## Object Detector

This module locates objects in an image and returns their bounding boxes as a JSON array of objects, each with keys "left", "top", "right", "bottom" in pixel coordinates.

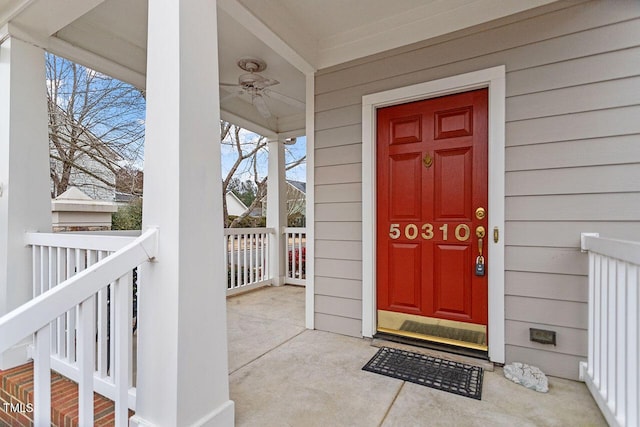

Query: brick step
[{"left": 1, "top": 361, "right": 132, "bottom": 426}]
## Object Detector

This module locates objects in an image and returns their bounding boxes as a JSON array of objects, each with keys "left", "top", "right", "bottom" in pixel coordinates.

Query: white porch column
[
  {"left": 132, "top": 1, "right": 233, "bottom": 426},
  {"left": 267, "top": 138, "right": 287, "bottom": 286},
  {"left": 0, "top": 36, "right": 52, "bottom": 369}
]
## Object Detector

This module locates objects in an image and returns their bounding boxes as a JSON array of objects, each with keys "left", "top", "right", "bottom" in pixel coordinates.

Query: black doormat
[{"left": 362, "top": 347, "right": 484, "bottom": 400}]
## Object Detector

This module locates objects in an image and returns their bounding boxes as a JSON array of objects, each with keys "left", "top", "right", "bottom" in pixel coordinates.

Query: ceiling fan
[{"left": 220, "top": 57, "right": 304, "bottom": 119}]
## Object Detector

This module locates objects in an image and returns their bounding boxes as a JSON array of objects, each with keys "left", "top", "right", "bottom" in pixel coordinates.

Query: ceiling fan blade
[
  {"left": 220, "top": 82, "right": 241, "bottom": 88},
  {"left": 253, "top": 94, "right": 271, "bottom": 118},
  {"left": 263, "top": 89, "right": 305, "bottom": 110}
]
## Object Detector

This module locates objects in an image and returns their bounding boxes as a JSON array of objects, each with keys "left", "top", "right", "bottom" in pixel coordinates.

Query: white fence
[
  {"left": 580, "top": 233, "right": 639, "bottom": 427},
  {"left": 224, "top": 228, "right": 273, "bottom": 295},
  {"left": 284, "top": 227, "right": 306, "bottom": 286},
  {"left": 1, "top": 229, "right": 158, "bottom": 426}
]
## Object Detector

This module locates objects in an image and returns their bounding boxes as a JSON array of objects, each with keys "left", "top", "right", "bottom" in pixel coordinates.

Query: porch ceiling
[{"left": 1, "top": 0, "right": 560, "bottom": 137}]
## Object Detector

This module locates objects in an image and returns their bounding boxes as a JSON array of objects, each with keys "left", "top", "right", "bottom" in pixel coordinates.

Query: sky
[
  {"left": 51, "top": 53, "right": 306, "bottom": 185},
  {"left": 220, "top": 129, "right": 307, "bottom": 184}
]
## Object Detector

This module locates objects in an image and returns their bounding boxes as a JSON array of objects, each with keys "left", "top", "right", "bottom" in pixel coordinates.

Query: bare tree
[
  {"left": 220, "top": 122, "right": 306, "bottom": 227},
  {"left": 47, "top": 53, "right": 145, "bottom": 198},
  {"left": 221, "top": 123, "right": 267, "bottom": 227}
]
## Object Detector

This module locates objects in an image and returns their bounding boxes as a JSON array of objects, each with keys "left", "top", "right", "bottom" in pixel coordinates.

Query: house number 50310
[{"left": 389, "top": 223, "right": 470, "bottom": 241}]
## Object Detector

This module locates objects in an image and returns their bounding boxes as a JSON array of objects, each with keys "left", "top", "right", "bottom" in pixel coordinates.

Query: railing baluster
[
  {"left": 114, "top": 272, "right": 133, "bottom": 426},
  {"left": 224, "top": 236, "right": 229, "bottom": 290},
  {"left": 33, "top": 323, "right": 51, "bottom": 426},
  {"left": 40, "top": 245, "right": 47, "bottom": 296},
  {"left": 587, "top": 252, "right": 594, "bottom": 378},
  {"left": 297, "top": 232, "right": 302, "bottom": 279},
  {"left": 594, "top": 254, "right": 602, "bottom": 388},
  {"left": 615, "top": 261, "right": 626, "bottom": 422},
  {"left": 249, "top": 232, "right": 254, "bottom": 284},
  {"left": 49, "top": 246, "right": 57, "bottom": 353},
  {"left": 628, "top": 265, "right": 639, "bottom": 427},
  {"left": 260, "top": 233, "right": 266, "bottom": 281},
  {"left": 67, "top": 248, "right": 77, "bottom": 362},
  {"left": 265, "top": 232, "right": 270, "bottom": 280},
  {"left": 57, "top": 247, "right": 66, "bottom": 358},
  {"left": 98, "top": 285, "right": 109, "bottom": 377},
  {"left": 109, "top": 281, "right": 116, "bottom": 379},
  {"left": 242, "top": 234, "right": 247, "bottom": 286},
  {"left": 230, "top": 235, "right": 236, "bottom": 290},
  {"left": 78, "top": 295, "right": 96, "bottom": 425},
  {"left": 607, "top": 260, "right": 617, "bottom": 411}
]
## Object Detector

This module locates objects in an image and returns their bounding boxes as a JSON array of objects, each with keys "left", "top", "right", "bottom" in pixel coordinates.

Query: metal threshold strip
[{"left": 377, "top": 310, "right": 488, "bottom": 352}]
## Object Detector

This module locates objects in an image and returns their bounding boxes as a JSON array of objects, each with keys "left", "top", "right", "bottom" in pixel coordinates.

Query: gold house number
[{"left": 388, "top": 223, "right": 471, "bottom": 241}]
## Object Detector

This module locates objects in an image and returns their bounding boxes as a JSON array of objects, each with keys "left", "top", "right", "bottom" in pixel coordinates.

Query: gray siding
[{"left": 313, "top": 0, "right": 640, "bottom": 379}]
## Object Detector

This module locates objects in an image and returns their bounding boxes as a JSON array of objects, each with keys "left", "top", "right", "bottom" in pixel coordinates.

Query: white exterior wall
[{"left": 313, "top": 0, "right": 640, "bottom": 379}]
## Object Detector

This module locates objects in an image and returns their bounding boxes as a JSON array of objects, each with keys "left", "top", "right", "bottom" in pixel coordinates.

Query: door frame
[{"left": 361, "top": 66, "right": 506, "bottom": 363}]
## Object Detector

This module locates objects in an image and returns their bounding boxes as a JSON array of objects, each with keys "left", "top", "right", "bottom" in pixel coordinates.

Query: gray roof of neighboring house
[
  {"left": 288, "top": 180, "right": 306, "bottom": 194},
  {"left": 115, "top": 192, "right": 140, "bottom": 203}
]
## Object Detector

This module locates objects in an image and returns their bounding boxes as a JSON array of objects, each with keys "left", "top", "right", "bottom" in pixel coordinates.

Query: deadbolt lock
[
  {"left": 475, "top": 207, "right": 486, "bottom": 220},
  {"left": 476, "top": 226, "right": 486, "bottom": 238}
]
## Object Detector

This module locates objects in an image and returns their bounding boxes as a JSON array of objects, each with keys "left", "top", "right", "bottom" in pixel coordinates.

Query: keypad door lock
[{"left": 475, "top": 255, "right": 486, "bottom": 276}]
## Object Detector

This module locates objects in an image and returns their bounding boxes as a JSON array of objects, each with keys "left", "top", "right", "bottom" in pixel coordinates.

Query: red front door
[{"left": 376, "top": 89, "right": 488, "bottom": 348}]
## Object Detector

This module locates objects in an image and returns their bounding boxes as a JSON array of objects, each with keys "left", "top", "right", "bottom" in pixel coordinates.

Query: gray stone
[{"left": 503, "top": 362, "right": 549, "bottom": 393}]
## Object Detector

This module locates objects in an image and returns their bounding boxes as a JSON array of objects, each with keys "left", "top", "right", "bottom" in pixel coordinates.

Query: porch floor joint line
[
  {"left": 378, "top": 381, "right": 404, "bottom": 427},
  {"left": 228, "top": 329, "right": 306, "bottom": 375}
]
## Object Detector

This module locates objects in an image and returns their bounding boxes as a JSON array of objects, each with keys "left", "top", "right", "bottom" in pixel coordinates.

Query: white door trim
[{"left": 361, "top": 65, "right": 506, "bottom": 363}]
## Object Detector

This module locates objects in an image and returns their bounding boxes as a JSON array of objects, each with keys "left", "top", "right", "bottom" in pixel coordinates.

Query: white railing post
[{"left": 580, "top": 233, "right": 640, "bottom": 427}]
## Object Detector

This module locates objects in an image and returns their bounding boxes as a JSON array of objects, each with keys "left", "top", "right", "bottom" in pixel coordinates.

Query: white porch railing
[
  {"left": 0, "top": 228, "right": 158, "bottom": 426},
  {"left": 225, "top": 227, "right": 273, "bottom": 295},
  {"left": 25, "top": 232, "right": 140, "bottom": 412},
  {"left": 284, "top": 227, "right": 306, "bottom": 286},
  {"left": 580, "top": 233, "right": 639, "bottom": 427}
]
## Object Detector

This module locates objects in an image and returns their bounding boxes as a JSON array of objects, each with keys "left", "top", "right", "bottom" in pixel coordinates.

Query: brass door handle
[{"left": 475, "top": 226, "right": 485, "bottom": 238}]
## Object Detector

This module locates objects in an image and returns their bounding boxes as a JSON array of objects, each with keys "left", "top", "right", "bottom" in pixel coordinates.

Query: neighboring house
[
  {"left": 226, "top": 191, "right": 249, "bottom": 217},
  {"left": 261, "top": 179, "right": 306, "bottom": 218},
  {"left": 49, "top": 110, "right": 119, "bottom": 202},
  {"left": 115, "top": 191, "right": 139, "bottom": 207},
  {"left": 50, "top": 154, "right": 116, "bottom": 201}
]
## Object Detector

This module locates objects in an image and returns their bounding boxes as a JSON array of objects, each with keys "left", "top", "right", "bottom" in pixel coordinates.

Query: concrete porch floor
[{"left": 227, "top": 286, "right": 606, "bottom": 427}]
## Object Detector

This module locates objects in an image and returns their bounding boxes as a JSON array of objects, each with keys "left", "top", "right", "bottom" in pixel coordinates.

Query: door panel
[
  {"left": 435, "top": 148, "right": 472, "bottom": 219},
  {"left": 434, "top": 244, "right": 472, "bottom": 318},
  {"left": 389, "top": 153, "right": 422, "bottom": 220},
  {"left": 377, "top": 89, "right": 488, "bottom": 348},
  {"left": 388, "top": 242, "right": 422, "bottom": 312}
]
